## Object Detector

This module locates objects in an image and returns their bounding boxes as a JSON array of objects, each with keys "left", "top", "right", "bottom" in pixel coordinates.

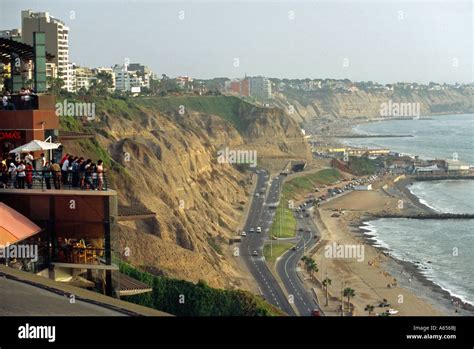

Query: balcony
[{"left": 0, "top": 169, "right": 111, "bottom": 192}]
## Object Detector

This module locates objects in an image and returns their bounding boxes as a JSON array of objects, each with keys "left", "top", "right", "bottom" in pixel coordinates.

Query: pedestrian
[
  {"left": 7, "top": 162, "right": 16, "bottom": 188},
  {"left": 61, "top": 155, "right": 72, "bottom": 185},
  {"left": 71, "top": 157, "right": 80, "bottom": 188},
  {"left": 1, "top": 163, "right": 7, "bottom": 188},
  {"left": 25, "top": 163, "right": 33, "bottom": 189},
  {"left": 16, "top": 161, "right": 26, "bottom": 189},
  {"left": 42, "top": 161, "right": 52, "bottom": 190},
  {"left": 97, "top": 160, "right": 105, "bottom": 191},
  {"left": 25, "top": 152, "right": 34, "bottom": 167},
  {"left": 51, "top": 160, "right": 61, "bottom": 189},
  {"left": 84, "top": 159, "right": 95, "bottom": 190}
]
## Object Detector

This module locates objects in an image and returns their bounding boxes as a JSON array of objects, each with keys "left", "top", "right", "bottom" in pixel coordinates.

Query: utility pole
[{"left": 341, "top": 279, "right": 344, "bottom": 317}]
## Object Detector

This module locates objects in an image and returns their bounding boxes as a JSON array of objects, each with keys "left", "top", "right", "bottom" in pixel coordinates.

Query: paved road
[
  {"left": 276, "top": 209, "right": 322, "bottom": 316},
  {"left": 240, "top": 170, "right": 296, "bottom": 316},
  {"left": 0, "top": 277, "right": 126, "bottom": 316}
]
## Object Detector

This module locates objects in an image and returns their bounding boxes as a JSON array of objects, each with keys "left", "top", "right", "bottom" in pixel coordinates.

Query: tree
[
  {"left": 322, "top": 277, "right": 332, "bottom": 306},
  {"left": 364, "top": 304, "right": 374, "bottom": 316},
  {"left": 90, "top": 72, "right": 113, "bottom": 95},
  {"left": 46, "top": 76, "right": 65, "bottom": 96},
  {"left": 343, "top": 288, "right": 356, "bottom": 314}
]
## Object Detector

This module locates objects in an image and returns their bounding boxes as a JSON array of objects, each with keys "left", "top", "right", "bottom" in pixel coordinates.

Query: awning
[
  {"left": 0, "top": 203, "right": 42, "bottom": 245},
  {"left": 9, "top": 140, "right": 61, "bottom": 154}
]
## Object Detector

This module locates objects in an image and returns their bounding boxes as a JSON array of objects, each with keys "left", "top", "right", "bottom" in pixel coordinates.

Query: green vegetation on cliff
[
  {"left": 136, "top": 95, "right": 255, "bottom": 133},
  {"left": 119, "top": 262, "right": 285, "bottom": 316}
]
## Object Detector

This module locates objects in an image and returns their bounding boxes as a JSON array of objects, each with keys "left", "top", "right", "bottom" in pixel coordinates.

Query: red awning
[{"left": 0, "top": 203, "right": 42, "bottom": 245}]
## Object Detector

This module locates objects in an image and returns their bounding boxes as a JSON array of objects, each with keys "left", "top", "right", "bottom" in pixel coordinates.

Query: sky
[{"left": 1, "top": 0, "right": 472, "bottom": 84}]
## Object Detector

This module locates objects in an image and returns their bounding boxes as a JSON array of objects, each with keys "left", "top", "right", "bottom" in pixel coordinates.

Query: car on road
[
  {"left": 255, "top": 193, "right": 260, "bottom": 197},
  {"left": 241, "top": 231, "right": 247, "bottom": 236},
  {"left": 291, "top": 245, "right": 299, "bottom": 251},
  {"left": 305, "top": 228, "right": 311, "bottom": 233},
  {"left": 311, "top": 309, "right": 321, "bottom": 316},
  {"left": 256, "top": 227, "right": 262, "bottom": 233},
  {"left": 251, "top": 251, "right": 258, "bottom": 257},
  {"left": 298, "top": 227, "right": 304, "bottom": 232},
  {"left": 298, "top": 214, "right": 303, "bottom": 219},
  {"left": 249, "top": 228, "right": 255, "bottom": 233}
]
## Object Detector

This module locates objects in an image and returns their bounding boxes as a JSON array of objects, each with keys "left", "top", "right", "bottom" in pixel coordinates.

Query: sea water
[{"left": 352, "top": 114, "right": 474, "bottom": 305}]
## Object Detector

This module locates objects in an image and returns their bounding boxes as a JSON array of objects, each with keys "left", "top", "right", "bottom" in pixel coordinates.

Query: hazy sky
[{"left": 1, "top": 0, "right": 472, "bottom": 83}]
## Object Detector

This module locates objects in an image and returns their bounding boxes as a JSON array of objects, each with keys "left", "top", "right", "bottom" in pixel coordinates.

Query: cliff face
[
  {"left": 61, "top": 96, "right": 309, "bottom": 289},
  {"left": 274, "top": 89, "right": 474, "bottom": 123}
]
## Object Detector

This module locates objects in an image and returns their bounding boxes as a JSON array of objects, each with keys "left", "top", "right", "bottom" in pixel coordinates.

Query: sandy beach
[{"left": 307, "top": 176, "right": 473, "bottom": 316}]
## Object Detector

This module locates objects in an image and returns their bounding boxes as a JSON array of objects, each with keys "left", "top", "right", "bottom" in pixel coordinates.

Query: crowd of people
[
  {"left": 0, "top": 152, "right": 107, "bottom": 191},
  {"left": 2, "top": 88, "right": 35, "bottom": 110}
]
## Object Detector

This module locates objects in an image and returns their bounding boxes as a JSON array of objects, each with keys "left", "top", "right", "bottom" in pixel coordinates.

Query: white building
[
  {"left": 113, "top": 64, "right": 147, "bottom": 92},
  {"left": 21, "top": 10, "right": 73, "bottom": 91},
  {"left": 249, "top": 76, "right": 272, "bottom": 101}
]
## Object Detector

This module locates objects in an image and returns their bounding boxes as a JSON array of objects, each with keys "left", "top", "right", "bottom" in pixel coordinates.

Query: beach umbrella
[{"left": 9, "top": 140, "right": 61, "bottom": 154}]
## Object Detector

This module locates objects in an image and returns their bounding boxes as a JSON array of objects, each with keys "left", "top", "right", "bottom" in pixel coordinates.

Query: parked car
[
  {"left": 256, "top": 227, "right": 262, "bottom": 233},
  {"left": 241, "top": 231, "right": 247, "bottom": 236}
]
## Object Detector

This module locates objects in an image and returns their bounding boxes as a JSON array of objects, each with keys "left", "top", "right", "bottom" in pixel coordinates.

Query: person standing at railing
[
  {"left": 84, "top": 159, "right": 95, "bottom": 190},
  {"left": 1, "top": 163, "right": 7, "bottom": 189},
  {"left": 25, "top": 163, "right": 33, "bottom": 189},
  {"left": 61, "top": 155, "right": 72, "bottom": 185},
  {"left": 97, "top": 160, "right": 105, "bottom": 191},
  {"left": 16, "top": 161, "right": 26, "bottom": 189},
  {"left": 51, "top": 160, "right": 61, "bottom": 189},
  {"left": 25, "top": 152, "right": 34, "bottom": 168},
  {"left": 42, "top": 161, "right": 52, "bottom": 190},
  {"left": 71, "top": 157, "right": 80, "bottom": 188},
  {"left": 7, "top": 162, "right": 16, "bottom": 188}
]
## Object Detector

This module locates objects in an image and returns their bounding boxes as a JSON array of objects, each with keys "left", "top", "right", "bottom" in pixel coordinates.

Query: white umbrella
[{"left": 9, "top": 140, "right": 61, "bottom": 154}]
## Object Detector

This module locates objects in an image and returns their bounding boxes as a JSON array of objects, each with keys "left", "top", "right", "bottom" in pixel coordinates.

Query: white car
[
  {"left": 241, "top": 231, "right": 247, "bottom": 237},
  {"left": 249, "top": 228, "right": 255, "bottom": 233},
  {"left": 256, "top": 227, "right": 262, "bottom": 233},
  {"left": 251, "top": 251, "right": 258, "bottom": 257},
  {"left": 386, "top": 308, "right": 399, "bottom": 315}
]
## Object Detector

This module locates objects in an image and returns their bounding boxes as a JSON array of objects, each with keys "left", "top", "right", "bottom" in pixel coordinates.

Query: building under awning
[{"left": 0, "top": 202, "right": 42, "bottom": 246}]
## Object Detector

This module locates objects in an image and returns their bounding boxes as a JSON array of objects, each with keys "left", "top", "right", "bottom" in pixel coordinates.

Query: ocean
[{"left": 350, "top": 114, "right": 474, "bottom": 306}]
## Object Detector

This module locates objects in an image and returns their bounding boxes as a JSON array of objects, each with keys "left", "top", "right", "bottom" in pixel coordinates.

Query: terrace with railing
[{"left": 0, "top": 169, "right": 110, "bottom": 191}]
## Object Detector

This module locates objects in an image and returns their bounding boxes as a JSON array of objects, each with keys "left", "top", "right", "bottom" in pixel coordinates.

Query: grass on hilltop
[
  {"left": 135, "top": 95, "right": 253, "bottom": 133},
  {"left": 263, "top": 242, "right": 295, "bottom": 263}
]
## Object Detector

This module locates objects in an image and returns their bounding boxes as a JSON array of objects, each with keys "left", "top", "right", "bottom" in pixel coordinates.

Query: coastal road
[
  {"left": 275, "top": 209, "right": 322, "bottom": 316},
  {"left": 240, "top": 170, "right": 296, "bottom": 316}
]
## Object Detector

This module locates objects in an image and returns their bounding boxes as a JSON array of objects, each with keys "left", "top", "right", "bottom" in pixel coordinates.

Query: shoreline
[
  {"left": 311, "top": 176, "right": 474, "bottom": 316},
  {"left": 355, "top": 217, "right": 474, "bottom": 316}
]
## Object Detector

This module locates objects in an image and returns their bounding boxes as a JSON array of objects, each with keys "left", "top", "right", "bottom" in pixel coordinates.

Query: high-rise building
[
  {"left": 113, "top": 64, "right": 148, "bottom": 92},
  {"left": 73, "top": 65, "right": 95, "bottom": 91},
  {"left": 128, "top": 63, "right": 152, "bottom": 88},
  {"left": 249, "top": 76, "right": 272, "bottom": 101},
  {"left": 21, "top": 10, "right": 73, "bottom": 91}
]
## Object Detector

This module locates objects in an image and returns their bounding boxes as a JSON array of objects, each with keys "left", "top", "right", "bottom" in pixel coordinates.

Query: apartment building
[{"left": 21, "top": 10, "right": 73, "bottom": 91}]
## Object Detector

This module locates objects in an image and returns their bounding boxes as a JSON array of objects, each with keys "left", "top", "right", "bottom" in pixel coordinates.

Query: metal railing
[
  {"left": 1, "top": 169, "right": 110, "bottom": 191},
  {"left": 1, "top": 94, "right": 39, "bottom": 110}
]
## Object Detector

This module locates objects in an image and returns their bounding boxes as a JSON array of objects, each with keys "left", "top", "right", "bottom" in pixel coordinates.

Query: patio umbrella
[{"left": 9, "top": 140, "right": 61, "bottom": 154}]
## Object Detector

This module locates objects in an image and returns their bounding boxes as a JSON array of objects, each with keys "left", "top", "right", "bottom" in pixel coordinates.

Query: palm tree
[
  {"left": 364, "top": 304, "right": 374, "bottom": 316},
  {"left": 308, "top": 260, "right": 319, "bottom": 281},
  {"left": 343, "top": 287, "right": 356, "bottom": 313},
  {"left": 322, "top": 277, "right": 332, "bottom": 306}
]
